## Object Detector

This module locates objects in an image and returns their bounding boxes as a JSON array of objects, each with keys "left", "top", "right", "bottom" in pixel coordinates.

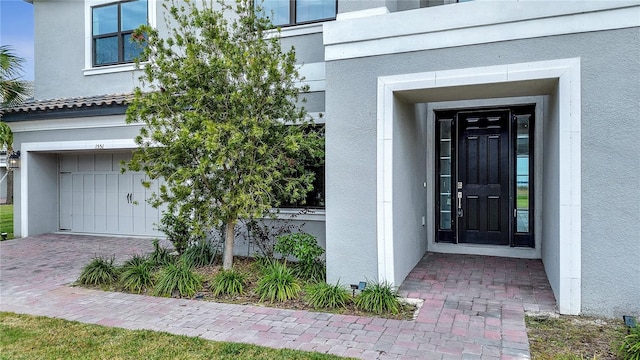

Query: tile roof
[{"left": 2, "top": 93, "right": 133, "bottom": 114}]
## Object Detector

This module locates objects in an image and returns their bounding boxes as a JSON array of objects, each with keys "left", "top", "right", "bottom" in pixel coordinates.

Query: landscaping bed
[{"left": 76, "top": 239, "right": 417, "bottom": 321}]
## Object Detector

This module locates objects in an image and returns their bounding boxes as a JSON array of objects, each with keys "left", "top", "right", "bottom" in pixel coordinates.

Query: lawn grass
[
  {"left": 526, "top": 314, "right": 627, "bottom": 360},
  {"left": 0, "top": 312, "right": 351, "bottom": 360},
  {"left": 0, "top": 204, "right": 13, "bottom": 240}
]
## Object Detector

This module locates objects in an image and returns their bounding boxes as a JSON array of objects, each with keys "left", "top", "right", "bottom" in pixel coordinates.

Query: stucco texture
[{"left": 325, "top": 28, "right": 639, "bottom": 317}]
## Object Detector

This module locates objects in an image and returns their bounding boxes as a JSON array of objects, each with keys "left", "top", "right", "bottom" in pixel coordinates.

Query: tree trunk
[
  {"left": 6, "top": 170, "right": 13, "bottom": 205},
  {"left": 223, "top": 219, "right": 236, "bottom": 270}
]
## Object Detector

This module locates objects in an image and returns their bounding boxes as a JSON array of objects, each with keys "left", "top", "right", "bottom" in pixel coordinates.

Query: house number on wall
[{"left": 95, "top": 144, "right": 104, "bottom": 149}]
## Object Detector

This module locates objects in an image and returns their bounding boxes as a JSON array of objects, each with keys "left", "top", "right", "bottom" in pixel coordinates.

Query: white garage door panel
[{"left": 59, "top": 153, "right": 162, "bottom": 237}]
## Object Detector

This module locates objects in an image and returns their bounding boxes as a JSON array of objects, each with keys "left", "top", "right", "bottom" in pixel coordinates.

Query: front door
[{"left": 435, "top": 106, "right": 534, "bottom": 247}]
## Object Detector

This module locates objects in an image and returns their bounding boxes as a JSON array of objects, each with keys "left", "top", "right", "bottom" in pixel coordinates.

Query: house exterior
[{"left": 2, "top": 0, "right": 638, "bottom": 318}]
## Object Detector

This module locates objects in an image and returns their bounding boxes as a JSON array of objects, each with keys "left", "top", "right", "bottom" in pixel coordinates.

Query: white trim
[
  {"left": 335, "top": 7, "right": 389, "bottom": 21},
  {"left": 20, "top": 139, "right": 137, "bottom": 237},
  {"left": 325, "top": 2, "right": 639, "bottom": 61},
  {"left": 376, "top": 58, "right": 581, "bottom": 314},
  {"left": 10, "top": 114, "right": 129, "bottom": 132},
  {"left": 272, "top": 22, "right": 324, "bottom": 38},
  {"left": 84, "top": 0, "right": 157, "bottom": 75}
]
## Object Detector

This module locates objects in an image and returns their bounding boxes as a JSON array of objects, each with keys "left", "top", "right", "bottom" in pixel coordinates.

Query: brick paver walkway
[{"left": 0, "top": 234, "right": 557, "bottom": 359}]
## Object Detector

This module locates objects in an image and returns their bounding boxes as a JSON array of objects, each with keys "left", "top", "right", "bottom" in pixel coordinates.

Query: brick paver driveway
[{"left": 0, "top": 234, "right": 556, "bottom": 359}]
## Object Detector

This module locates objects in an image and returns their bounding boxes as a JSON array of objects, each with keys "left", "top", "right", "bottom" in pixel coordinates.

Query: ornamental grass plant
[
  {"left": 305, "top": 281, "right": 350, "bottom": 309},
  {"left": 255, "top": 262, "right": 300, "bottom": 302},
  {"left": 210, "top": 269, "right": 246, "bottom": 296},
  {"left": 354, "top": 281, "right": 401, "bottom": 315},
  {"left": 153, "top": 261, "right": 202, "bottom": 298},
  {"left": 77, "top": 256, "right": 119, "bottom": 286}
]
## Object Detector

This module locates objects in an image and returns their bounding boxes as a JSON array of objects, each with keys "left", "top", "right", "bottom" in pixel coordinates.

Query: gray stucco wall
[
  {"left": 541, "top": 92, "right": 561, "bottom": 302},
  {"left": 33, "top": 0, "right": 327, "bottom": 101},
  {"left": 325, "top": 28, "right": 640, "bottom": 317},
  {"left": 391, "top": 100, "right": 428, "bottom": 283},
  {"left": 33, "top": 0, "right": 143, "bottom": 99}
]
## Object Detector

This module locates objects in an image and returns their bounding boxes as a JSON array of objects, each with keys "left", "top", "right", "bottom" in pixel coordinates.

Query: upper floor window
[
  {"left": 92, "top": 0, "right": 147, "bottom": 66},
  {"left": 256, "top": 0, "right": 337, "bottom": 27}
]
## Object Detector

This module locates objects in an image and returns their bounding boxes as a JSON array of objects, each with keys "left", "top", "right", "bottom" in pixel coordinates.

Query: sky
[{"left": 0, "top": 0, "right": 35, "bottom": 81}]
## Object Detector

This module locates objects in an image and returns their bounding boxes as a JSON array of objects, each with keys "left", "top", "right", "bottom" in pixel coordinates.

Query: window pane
[
  {"left": 296, "top": 0, "right": 336, "bottom": 23},
  {"left": 257, "top": 0, "right": 290, "bottom": 26},
  {"left": 516, "top": 115, "right": 530, "bottom": 233},
  {"left": 93, "top": 5, "right": 118, "bottom": 35},
  {"left": 123, "top": 33, "right": 145, "bottom": 62},
  {"left": 95, "top": 36, "right": 119, "bottom": 65},
  {"left": 121, "top": 0, "right": 147, "bottom": 31},
  {"left": 438, "top": 119, "right": 453, "bottom": 231}
]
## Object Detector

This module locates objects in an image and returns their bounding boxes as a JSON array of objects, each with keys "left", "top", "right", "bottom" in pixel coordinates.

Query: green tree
[
  {"left": 126, "top": 0, "right": 323, "bottom": 269},
  {"left": 0, "top": 45, "right": 30, "bottom": 108},
  {"left": 1, "top": 45, "right": 31, "bottom": 205}
]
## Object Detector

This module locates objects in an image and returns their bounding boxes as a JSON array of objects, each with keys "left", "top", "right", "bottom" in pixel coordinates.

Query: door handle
[{"left": 457, "top": 191, "right": 463, "bottom": 217}]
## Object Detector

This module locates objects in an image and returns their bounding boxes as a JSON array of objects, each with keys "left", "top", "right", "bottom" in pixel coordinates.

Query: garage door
[{"left": 59, "top": 153, "right": 163, "bottom": 236}]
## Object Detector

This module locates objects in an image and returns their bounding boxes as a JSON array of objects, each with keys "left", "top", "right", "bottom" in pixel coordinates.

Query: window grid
[
  {"left": 257, "top": 0, "right": 337, "bottom": 27},
  {"left": 92, "top": 0, "right": 147, "bottom": 67}
]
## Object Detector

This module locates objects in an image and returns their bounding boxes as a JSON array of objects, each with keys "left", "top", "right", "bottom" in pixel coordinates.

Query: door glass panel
[
  {"left": 516, "top": 115, "right": 530, "bottom": 233},
  {"left": 439, "top": 120, "right": 452, "bottom": 230}
]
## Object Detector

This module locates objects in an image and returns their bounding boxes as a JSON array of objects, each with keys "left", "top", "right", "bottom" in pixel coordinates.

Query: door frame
[
  {"left": 428, "top": 98, "right": 543, "bottom": 257},
  {"left": 434, "top": 106, "right": 536, "bottom": 247}
]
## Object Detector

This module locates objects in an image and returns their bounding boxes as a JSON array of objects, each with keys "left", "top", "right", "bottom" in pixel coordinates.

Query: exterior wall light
[{"left": 7, "top": 151, "right": 20, "bottom": 169}]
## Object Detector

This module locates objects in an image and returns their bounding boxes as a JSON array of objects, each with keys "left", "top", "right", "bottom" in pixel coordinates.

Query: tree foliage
[
  {"left": 126, "top": 0, "right": 324, "bottom": 269},
  {"left": 0, "top": 45, "right": 31, "bottom": 108}
]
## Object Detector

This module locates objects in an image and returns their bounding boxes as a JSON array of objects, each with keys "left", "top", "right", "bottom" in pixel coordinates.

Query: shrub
[
  {"left": 157, "top": 212, "right": 203, "bottom": 255},
  {"left": 619, "top": 326, "right": 640, "bottom": 360},
  {"left": 119, "top": 261, "right": 153, "bottom": 294},
  {"left": 354, "top": 281, "right": 400, "bottom": 315},
  {"left": 255, "top": 262, "right": 301, "bottom": 302},
  {"left": 274, "top": 232, "right": 325, "bottom": 281},
  {"left": 153, "top": 261, "right": 202, "bottom": 298},
  {"left": 239, "top": 216, "right": 304, "bottom": 259},
  {"left": 210, "top": 269, "right": 246, "bottom": 296},
  {"left": 148, "top": 239, "right": 174, "bottom": 267},
  {"left": 305, "top": 281, "right": 350, "bottom": 309},
  {"left": 78, "top": 256, "right": 119, "bottom": 286},
  {"left": 182, "top": 239, "right": 218, "bottom": 267}
]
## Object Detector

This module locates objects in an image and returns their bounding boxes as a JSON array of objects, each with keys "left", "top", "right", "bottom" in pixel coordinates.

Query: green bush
[
  {"left": 153, "top": 261, "right": 202, "bottom": 298},
  {"left": 182, "top": 240, "right": 218, "bottom": 267},
  {"left": 354, "top": 281, "right": 400, "bottom": 315},
  {"left": 305, "top": 281, "right": 350, "bottom": 309},
  {"left": 148, "top": 239, "right": 174, "bottom": 267},
  {"left": 255, "top": 262, "right": 301, "bottom": 302},
  {"left": 274, "top": 232, "right": 325, "bottom": 281},
  {"left": 157, "top": 212, "right": 192, "bottom": 255},
  {"left": 78, "top": 256, "right": 119, "bottom": 286},
  {"left": 211, "top": 269, "right": 246, "bottom": 296},
  {"left": 619, "top": 326, "right": 640, "bottom": 360},
  {"left": 119, "top": 261, "right": 153, "bottom": 294}
]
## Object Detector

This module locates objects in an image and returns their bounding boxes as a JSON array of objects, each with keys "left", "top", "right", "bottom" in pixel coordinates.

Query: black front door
[
  {"left": 457, "top": 111, "right": 510, "bottom": 245},
  {"left": 435, "top": 106, "right": 535, "bottom": 247}
]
